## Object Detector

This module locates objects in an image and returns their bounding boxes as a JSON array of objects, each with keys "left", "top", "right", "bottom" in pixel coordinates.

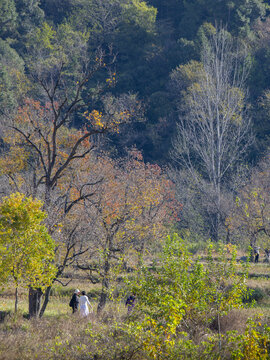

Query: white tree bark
[{"left": 171, "top": 26, "right": 252, "bottom": 241}]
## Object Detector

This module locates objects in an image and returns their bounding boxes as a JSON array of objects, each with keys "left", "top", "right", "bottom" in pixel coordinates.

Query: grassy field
[{"left": 1, "top": 257, "right": 270, "bottom": 359}]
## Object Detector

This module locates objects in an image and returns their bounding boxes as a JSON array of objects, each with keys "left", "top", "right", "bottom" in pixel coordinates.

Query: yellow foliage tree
[{"left": 0, "top": 193, "right": 56, "bottom": 315}]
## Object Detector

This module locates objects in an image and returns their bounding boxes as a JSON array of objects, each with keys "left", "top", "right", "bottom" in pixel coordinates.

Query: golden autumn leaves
[{"left": 83, "top": 108, "right": 131, "bottom": 133}]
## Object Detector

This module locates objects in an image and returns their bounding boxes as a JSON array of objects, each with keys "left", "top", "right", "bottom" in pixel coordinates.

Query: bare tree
[{"left": 171, "top": 26, "right": 252, "bottom": 241}]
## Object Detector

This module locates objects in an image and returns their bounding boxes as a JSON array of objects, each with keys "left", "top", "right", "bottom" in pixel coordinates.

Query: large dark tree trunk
[{"left": 29, "top": 288, "right": 43, "bottom": 318}]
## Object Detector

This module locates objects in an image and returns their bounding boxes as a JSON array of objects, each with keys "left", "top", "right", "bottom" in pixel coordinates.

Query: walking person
[
  {"left": 69, "top": 289, "right": 80, "bottom": 313},
  {"left": 254, "top": 247, "right": 260, "bottom": 263},
  {"left": 125, "top": 293, "right": 136, "bottom": 314},
  {"left": 79, "top": 291, "right": 93, "bottom": 317}
]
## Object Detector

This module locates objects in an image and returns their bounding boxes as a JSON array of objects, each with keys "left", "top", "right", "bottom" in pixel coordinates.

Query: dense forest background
[
  {"left": 1, "top": 0, "right": 270, "bottom": 245},
  {"left": 1, "top": 0, "right": 270, "bottom": 163},
  {"left": 2, "top": 0, "right": 270, "bottom": 242}
]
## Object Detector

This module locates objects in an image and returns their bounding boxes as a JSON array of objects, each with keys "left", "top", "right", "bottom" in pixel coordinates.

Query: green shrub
[{"left": 243, "top": 287, "right": 265, "bottom": 304}]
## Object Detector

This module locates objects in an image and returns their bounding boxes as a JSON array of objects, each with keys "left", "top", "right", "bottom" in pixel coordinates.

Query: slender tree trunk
[
  {"left": 216, "top": 181, "right": 221, "bottom": 242},
  {"left": 97, "top": 257, "right": 110, "bottom": 314},
  {"left": 15, "top": 287, "right": 18, "bottom": 313},
  {"left": 226, "top": 227, "right": 230, "bottom": 244},
  {"left": 210, "top": 213, "right": 219, "bottom": 242},
  {"left": 210, "top": 180, "right": 221, "bottom": 242},
  {"left": 29, "top": 288, "right": 43, "bottom": 318},
  {"left": 137, "top": 241, "right": 145, "bottom": 267},
  {"left": 39, "top": 286, "right": 52, "bottom": 318}
]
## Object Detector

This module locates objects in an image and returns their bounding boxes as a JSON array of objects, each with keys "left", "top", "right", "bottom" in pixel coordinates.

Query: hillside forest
[{"left": 1, "top": 0, "right": 270, "bottom": 359}]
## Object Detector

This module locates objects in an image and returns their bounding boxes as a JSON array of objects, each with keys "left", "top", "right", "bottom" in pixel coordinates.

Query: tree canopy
[{"left": 0, "top": 193, "right": 56, "bottom": 311}]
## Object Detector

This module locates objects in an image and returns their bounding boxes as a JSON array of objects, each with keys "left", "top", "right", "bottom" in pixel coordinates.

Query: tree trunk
[
  {"left": 97, "top": 288, "right": 107, "bottom": 314},
  {"left": 226, "top": 227, "right": 230, "bottom": 244},
  {"left": 210, "top": 181, "right": 221, "bottom": 242},
  {"left": 97, "top": 257, "right": 110, "bottom": 314},
  {"left": 39, "top": 286, "right": 52, "bottom": 318},
  {"left": 137, "top": 241, "right": 146, "bottom": 267},
  {"left": 29, "top": 288, "right": 43, "bottom": 318},
  {"left": 15, "top": 287, "right": 18, "bottom": 313},
  {"left": 210, "top": 212, "right": 219, "bottom": 242}
]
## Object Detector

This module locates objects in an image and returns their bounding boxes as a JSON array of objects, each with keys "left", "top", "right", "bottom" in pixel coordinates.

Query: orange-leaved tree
[{"left": 77, "top": 149, "right": 180, "bottom": 312}]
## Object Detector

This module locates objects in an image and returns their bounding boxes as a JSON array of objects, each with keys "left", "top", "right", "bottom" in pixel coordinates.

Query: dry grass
[
  {"left": 220, "top": 307, "right": 270, "bottom": 334},
  {"left": 1, "top": 254, "right": 270, "bottom": 359},
  {"left": 0, "top": 299, "right": 128, "bottom": 360},
  {"left": 0, "top": 313, "right": 89, "bottom": 359},
  {"left": 0, "top": 275, "right": 127, "bottom": 356}
]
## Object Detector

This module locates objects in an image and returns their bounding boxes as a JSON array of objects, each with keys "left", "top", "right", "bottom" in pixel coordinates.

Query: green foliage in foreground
[
  {"left": 121, "top": 235, "right": 250, "bottom": 358},
  {"left": 43, "top": 235, "right": 270, "bottom": 359},
  {"left": 1, "top": 234, "right": 270, "bottom": 359}
]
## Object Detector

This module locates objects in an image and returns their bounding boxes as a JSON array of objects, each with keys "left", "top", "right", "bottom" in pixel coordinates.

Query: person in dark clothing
[
  {"left": 254, "top": 247, "right": 260, "bottom": 263},
  {"left": 125, "top": 294, "right": 136, "bottom": 314},
  {"left": 69, "top": 289, "right": 80, "bottom": 313}
]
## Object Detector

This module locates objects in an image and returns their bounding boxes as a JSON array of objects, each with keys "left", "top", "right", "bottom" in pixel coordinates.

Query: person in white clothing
[{"left": 79, "top": 291, "right": 93, "bottom": 317}]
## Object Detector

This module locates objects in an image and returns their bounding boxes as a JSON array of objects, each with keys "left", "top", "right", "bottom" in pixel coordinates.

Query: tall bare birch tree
[{"left": 171, "top": 26, "right": 252, "bottom": 241}]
